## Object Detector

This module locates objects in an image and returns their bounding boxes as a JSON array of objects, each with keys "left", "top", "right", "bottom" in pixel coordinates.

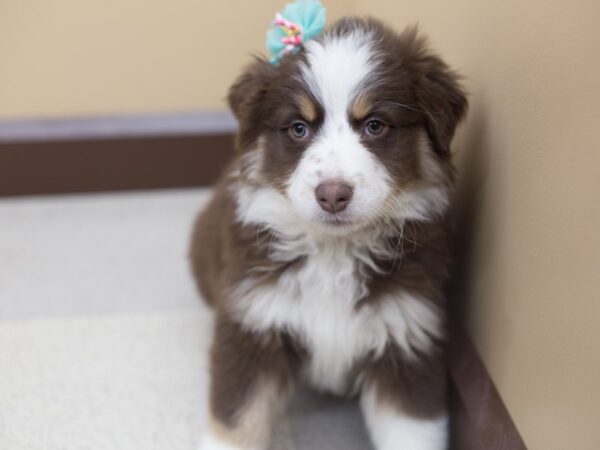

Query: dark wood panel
[
  {"left": 449, "top": 323, "right": 528, "bottom": 450},
  {"left": 0, "top": 134, "right": 235, "bottom": 196}
]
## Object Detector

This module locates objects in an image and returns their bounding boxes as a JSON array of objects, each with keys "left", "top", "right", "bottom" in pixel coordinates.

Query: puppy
[{"left": 190, "top": 17, "right": 467, "bottom": 450}]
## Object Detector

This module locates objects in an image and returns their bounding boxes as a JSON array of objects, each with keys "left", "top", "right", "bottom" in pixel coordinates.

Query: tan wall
[
  {"left": 351, "top": 1, "right": 600, "bottom": 449},
  {"left": 4, "top": 1, "right": 600, "bottom": 449},
  {"left": 0, "top": 0, "right": 353, "bottom": 119}
]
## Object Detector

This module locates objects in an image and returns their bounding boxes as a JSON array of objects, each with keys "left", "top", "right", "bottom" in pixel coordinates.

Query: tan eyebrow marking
[
  {"left": 351, "top": 94, "right": 373, "bottom": 120},
  {"left": 295, "top": 95, "right": 317, "bottom": 122}
]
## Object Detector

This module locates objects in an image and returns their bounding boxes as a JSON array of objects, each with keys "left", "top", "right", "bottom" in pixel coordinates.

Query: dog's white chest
[
  {"left": 236, "top": 242, "right": 390, "bottom": 394},
  {"left": 287, "top": 247, "right": 388, "bottom": 393}
]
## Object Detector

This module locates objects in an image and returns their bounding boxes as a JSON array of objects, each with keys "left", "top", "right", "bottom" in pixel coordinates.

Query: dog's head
[{"left": 230, "top": 18, "right": 467, "bottom": 236}]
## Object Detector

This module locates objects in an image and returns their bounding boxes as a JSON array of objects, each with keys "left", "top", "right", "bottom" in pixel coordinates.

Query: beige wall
[
  {"left": 352, "top": 1, "right": 600, "bottom": 449},
  {"left": 0, "top": 0, "right": 353, "bottom": 119},
  {"left": 4, "top": 1, "right": 600, "bottom": 448}
]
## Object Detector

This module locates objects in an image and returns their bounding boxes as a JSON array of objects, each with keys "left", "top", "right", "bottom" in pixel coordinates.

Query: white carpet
[{"left": 0, "top": 189, "right": 371, "bottom": 450}]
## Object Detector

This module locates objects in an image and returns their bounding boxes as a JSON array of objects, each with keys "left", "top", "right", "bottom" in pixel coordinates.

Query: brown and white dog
[{"left": 190, "top": 17, "right": 467, "bottom": 450}]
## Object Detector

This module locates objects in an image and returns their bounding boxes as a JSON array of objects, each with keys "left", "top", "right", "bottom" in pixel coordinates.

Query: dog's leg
[
  {"left": 199, "top": 380, "right": 282, "bottom": 450},
  {"left": 199, "top": 314, "right": 297, "bottom": 450},
  {"left": 360, "top": 348, "right": 448, "bottom": 450}
]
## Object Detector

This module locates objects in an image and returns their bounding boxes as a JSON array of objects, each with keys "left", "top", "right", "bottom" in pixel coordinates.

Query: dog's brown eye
[
  {"left": 365, "top": 119, "right": 386, "bottom": 136},
  {"left": 289, "top": 121, "right": 310, "bottom": 140}
]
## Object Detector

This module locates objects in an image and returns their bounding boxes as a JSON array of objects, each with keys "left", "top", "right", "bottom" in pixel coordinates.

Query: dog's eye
[
  {"left": 289, "top": 121, "right": 310, "bottom": 141},
  {"left": 364, "top": 119, "right": 386, "bottom": 136}
]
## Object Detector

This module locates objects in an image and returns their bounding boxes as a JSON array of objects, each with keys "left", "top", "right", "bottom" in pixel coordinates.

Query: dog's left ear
[{"left": 415, "top": 53, "right": 468, "bottom": 156}]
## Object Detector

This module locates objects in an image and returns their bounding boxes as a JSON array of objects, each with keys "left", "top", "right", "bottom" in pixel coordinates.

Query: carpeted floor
[{"left": 0, "top": 189, "right": 372, "bottom": 450}]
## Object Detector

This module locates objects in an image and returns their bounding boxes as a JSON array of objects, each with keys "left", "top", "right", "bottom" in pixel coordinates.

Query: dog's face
[{"left": 230, "top": 18, "right": 467, "bottom": 236}]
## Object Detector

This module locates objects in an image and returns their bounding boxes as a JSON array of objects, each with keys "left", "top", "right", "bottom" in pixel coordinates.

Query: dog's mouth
[
  {"left": 315, "top": 212, "right": 367, "bottom": 233},
  {"left": 322, "top": 216, "right": 354, "bottom": 226}
]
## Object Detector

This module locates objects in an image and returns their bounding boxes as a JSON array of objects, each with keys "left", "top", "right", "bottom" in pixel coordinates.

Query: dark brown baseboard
[
  {"left": 0, "top": 134, "right": 235, "bottom": 196},
  {"left": 0, "top": 113, "right": 526, "bottom": 449},
  {"left": 449, "top": 324, "right": 527, "bottom": 450}
]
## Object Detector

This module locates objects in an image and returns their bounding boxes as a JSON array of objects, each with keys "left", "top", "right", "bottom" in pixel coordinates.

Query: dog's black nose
[{"left": 315, "top": 181, "right": 354, "bottom": 213}]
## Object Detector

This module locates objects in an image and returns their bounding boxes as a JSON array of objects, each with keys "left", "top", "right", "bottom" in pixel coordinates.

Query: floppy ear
[
  {"left": 228, "top": 57, "right": 275, "bottom": 149},
  {"left": 414, "top": 50, "right": 468, "bottom": 156}
]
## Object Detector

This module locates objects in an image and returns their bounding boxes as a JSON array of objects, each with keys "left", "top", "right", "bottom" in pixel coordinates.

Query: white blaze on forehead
[
  {"left": 301, "top": 31, "right": 377, "bottom": 114},
  {"left": 287, "top": 31, "right": 391, "bottom": 229}
]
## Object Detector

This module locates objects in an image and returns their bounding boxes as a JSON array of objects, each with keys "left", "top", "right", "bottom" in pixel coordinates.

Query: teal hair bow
[{"left": 265, "top": 0, "right": 327, "bottom": 64}]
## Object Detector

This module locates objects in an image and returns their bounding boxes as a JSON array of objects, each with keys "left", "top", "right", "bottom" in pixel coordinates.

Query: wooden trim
[
  {"left": 0, "top": 134, "right": 235, "bottom": 196},
  {"left": 0, "top": 112, "right": 237, "bottom": 197},
  {"left": 449, "top": 322, "right": 528, "bottom": 450},
  {"left": 0, "top": 111, "right": 237, "bottom": 142}
]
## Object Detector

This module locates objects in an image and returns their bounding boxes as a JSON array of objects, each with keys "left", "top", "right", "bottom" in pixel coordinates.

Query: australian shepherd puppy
[{"left": 190, "top": 17, "right": 467, "bottom": 450}]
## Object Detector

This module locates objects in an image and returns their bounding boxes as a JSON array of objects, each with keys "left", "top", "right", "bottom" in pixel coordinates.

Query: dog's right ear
[{"left": 228, "top": 57, "right": 275, "bottom": 148}]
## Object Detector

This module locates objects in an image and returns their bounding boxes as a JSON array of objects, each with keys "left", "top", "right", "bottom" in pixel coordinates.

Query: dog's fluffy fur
[{"left": 190, "top": 17, "right": 467, "bottom": 450}]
